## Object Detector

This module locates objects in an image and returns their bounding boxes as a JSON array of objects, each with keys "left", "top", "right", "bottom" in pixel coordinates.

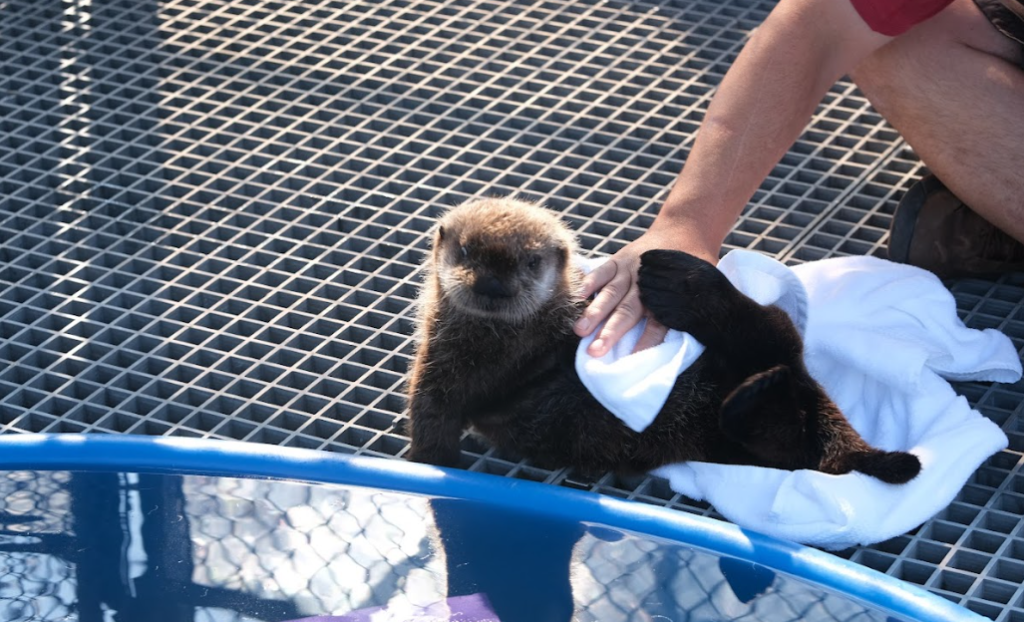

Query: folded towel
[{"left": 576, "top": 250, "right": 1022, "bottom": 550}]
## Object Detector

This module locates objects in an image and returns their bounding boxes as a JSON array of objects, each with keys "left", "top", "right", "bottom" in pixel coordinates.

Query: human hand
[{"left": 573, "top": 222, "right": 718, "bottom": 357}]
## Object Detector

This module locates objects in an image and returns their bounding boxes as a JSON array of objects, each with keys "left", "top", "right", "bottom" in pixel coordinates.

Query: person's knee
[
  {"left": 933, "top": 0, "right": 1021, "bottom": 62},
  {"left": 850, "top": 0, "right": 1021, "bottom": 100},
  {"left": 889, "top": 0, "right": 1019, "bottom": 64}
]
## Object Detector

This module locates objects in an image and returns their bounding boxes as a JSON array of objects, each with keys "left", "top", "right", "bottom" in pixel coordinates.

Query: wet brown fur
[{"left": 405, "top": 197, "right": 920, "bottom": 484}]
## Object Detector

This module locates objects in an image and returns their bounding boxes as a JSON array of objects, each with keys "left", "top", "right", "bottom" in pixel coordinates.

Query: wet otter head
[{"left": 432, "top": 197, "right": 580, "bottom": 323}]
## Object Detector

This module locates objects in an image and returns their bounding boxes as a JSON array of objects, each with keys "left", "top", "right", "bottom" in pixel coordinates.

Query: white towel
[{"left": 576, "top": 250, "right": 1022, "bottom": 550}]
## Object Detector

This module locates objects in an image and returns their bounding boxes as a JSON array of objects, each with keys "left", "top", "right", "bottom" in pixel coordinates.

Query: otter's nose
[{"left": 473, "top": 275, "right": 513, "bottom": 298}]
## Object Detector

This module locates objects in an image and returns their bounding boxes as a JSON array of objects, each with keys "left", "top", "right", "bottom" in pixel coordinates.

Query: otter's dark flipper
[
  {"left": 406, "top": 443, "right": 462, "bottom": 468},
  {"left": 717, "top": 365, "right": 813, "bottom": 470},
  {"left": 723, "top": 367, "right": 923, "bottom": 484},
  {"left": 721, "top": 366, "right": 794, "bottom": 426},
  {"left": 638, "top": 250, "right": 745, "bottom": 343},
  {"left": 719, "top": 365, "right": 801, "bottom": 440},
  {"left": 835, "top": 450, "right": 922, "bottom": 484}
]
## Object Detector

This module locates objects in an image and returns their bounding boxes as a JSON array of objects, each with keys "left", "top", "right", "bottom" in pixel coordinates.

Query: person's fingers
[
  {"left": 574, "top": 261, "right": 627, "bottom": 336},
  {"left": 633, "top": 317, "right": 669, "bottom": 353},
  {"left": 580, "top": 258, "right": 618, "bottom": 299},
  {"left": 587, "top": 286, "right": 645, "bottom": 357}
]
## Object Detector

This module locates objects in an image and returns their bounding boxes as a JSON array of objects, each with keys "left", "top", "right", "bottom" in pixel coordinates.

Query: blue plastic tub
[{"left": 0, "top": 434, "right": 980, "bottom": 621}]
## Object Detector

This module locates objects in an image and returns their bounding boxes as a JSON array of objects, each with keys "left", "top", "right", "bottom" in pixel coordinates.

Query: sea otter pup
[{"left": 405, "top": 197, "right": 920, "bottom": 484}]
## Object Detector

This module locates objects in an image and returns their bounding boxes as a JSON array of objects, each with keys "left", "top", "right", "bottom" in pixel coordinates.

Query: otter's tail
[{"left": 844, "top": 450, "right": 921, "bottom": 484}]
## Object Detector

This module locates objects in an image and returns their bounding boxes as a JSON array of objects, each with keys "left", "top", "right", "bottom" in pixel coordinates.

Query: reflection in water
[
  {"left": 185, "top": 474, "right": 446, "bottom": 617},
  {"left": 430, "top": 499, "right": 580, "bottom": 622},
  {"left": 0, "top": 470, "right": 901, "bottom": 622}
]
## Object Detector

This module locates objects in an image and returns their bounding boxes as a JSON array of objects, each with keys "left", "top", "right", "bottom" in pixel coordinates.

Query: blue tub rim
[{"left": 0, "top": 433, "right": 980, "bottom": 621}]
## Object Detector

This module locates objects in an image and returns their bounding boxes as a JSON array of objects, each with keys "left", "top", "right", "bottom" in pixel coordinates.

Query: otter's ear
[
  {"left": 430, "top": 226, "right": 447, "bottom": 265},
  {"left": 431, "top": 226, "right": 446, "bottom": 254},
  {"left": 556, "top": 244, "right": 570, "bottom": 267}
]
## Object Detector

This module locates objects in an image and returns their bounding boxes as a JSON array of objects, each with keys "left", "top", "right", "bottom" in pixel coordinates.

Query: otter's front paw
[
  {"left": 637, "top": 249, "right": 734, "bottom": 334},
  {"left": 405, "top": 444, "right": 461, "bottom": 468}
]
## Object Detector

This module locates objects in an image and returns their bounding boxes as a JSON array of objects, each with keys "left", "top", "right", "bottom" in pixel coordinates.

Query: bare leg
[{"left": 849, "top": 0, "right": 1024, "bottom": 243}]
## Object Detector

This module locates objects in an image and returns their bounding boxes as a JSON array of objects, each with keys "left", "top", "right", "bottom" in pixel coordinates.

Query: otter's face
[{"left": 434, "top": 225, "right": 569, "bottom": 323}]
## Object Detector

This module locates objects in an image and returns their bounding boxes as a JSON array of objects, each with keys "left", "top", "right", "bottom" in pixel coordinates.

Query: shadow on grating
[{"left": 1, "top": 0, "right": 1023, "bottom": 619}]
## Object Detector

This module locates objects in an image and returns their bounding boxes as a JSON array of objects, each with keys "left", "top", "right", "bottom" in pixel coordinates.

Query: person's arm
[{"left": 574, "top": 0, "right": 892, "bottom": 356}]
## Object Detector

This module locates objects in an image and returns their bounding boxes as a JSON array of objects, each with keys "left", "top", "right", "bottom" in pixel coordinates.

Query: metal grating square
[{"left": 2, "top": 0, "right": 1023, "bottom": 619}]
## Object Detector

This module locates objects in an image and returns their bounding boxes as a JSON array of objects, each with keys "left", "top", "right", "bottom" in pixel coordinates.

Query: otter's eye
[
  {"left": 527, "top": 255, "right": 542, "bottom": 270},
  {"left": 459, "top": 245, "right": 469, "bottom": 259}
]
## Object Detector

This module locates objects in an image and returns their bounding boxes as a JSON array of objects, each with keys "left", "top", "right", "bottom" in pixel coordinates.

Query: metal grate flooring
[{"left": 1, "top": 0, "right": 1023, "bottom": 619}]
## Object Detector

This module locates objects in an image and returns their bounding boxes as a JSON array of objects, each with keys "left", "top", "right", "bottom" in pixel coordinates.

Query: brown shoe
[{"left": 887, "top": 175, "right": 1024, "bottom": 279}]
